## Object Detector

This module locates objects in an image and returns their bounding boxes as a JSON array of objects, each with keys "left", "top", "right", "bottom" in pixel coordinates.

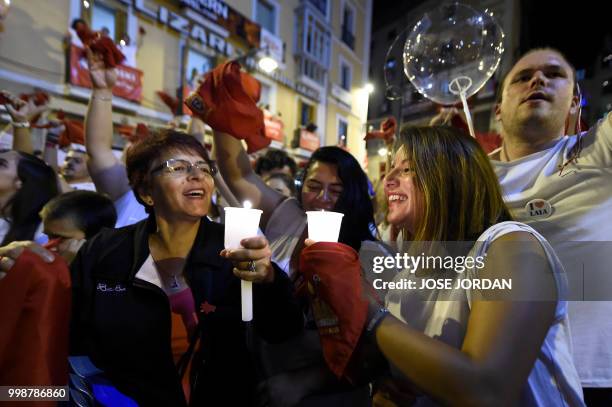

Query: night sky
[{"left": 372, "top": 0, "right": 611, "bottom": 74}]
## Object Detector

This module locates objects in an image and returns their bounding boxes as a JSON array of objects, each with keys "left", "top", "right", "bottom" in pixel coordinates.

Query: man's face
[
  {"left": 496, "top": 50, "right": 578, "bottom": 138},
  {"left": 61, "top": 150, "right": 89, "bottom": 182},
  {"left": 260, "top": 165, "right": 293, "bottom": 179}
]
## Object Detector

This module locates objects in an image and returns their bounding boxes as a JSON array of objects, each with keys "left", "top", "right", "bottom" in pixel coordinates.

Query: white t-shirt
[
  {"left": 70, "top": 181, "right": 97, "bottom": 192},
  {"left": 491, "top": 113, "right": 612, "bottom": 387},
  {"left": 386, "top": 222, "right": 585, "bottom": 407},
  {"left": 114, "top": 189, "right": 148, "bottom": 228}
]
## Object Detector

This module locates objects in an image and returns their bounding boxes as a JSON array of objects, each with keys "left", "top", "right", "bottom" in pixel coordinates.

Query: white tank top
[{"left": 386, "top": 221, "right": 585, "bottom": 406}]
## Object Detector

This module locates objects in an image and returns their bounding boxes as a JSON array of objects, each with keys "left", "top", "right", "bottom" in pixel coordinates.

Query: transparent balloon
[{"left": 403, "top": 2, "right": 505, "bottom": 106}]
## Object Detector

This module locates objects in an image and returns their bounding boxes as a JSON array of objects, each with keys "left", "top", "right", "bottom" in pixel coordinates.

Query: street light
[
  {"left": 234, "top": 46, "right": 279, "bottom": 74},
  {"left": 258, "top": 54, "right": 278, "bottom": 73}
]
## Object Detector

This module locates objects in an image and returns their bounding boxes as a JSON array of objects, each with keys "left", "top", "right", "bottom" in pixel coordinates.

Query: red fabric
[
  {"left": 299, "top": 242, "right": 368, "bottom": 379},
  {"left": 156, "top": 91, "right": 179, "bottom": 114},
  {"left": 76, "top": 24, "right": 125, "bottom": 68},
  {"left": 446, "top": 111, "right": 502, "bottom": 153},
  {"left": 0, "top": 250, "right": 71, "bottom": 387},
  {"left": 57, "top": 120, "right": 85, "bottom": 147},
  {"left": 184, "top": 61, "right": 269, "bottom": 153},
  {"left": 118, "top": 123, "right": 149, "bottom": 144},
  {"left": 19, "top": 91, "right": 49, "bottom": 106},
  {"left": 475, "top": 132, "right": 503, "bottom": 154},
  {"left": 364, "top": 116, "right": 397, "bottom": 143},
  {"left": 450, "top": 114, "right": 470, "bottom": 134}
]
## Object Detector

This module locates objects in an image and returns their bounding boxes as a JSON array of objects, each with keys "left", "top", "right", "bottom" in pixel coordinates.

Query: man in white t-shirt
[
  {"left": 59, "top": 144, "right": 96, "bottom": 192},
  {"left": 491, "top": 48, "right": 612, "bottom": 406}
]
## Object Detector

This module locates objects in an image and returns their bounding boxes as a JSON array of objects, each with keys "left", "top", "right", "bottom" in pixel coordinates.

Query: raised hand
[
  {"left": 86, "top": 47, "right": 116, "bottom": 90},
  {"left": 0, "top": 90, "right": 49, "bottom": 124}
]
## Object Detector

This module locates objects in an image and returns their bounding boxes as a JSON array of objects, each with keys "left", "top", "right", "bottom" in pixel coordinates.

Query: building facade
[{"left": 0, "top": 0, "right": 373, "bottom": 165}]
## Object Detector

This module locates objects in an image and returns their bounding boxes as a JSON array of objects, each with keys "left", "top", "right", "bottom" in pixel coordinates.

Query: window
[
  {"left": 385, "top": 57, "right": 397, "bottom": 81},
  {"left": 308, "top": 0, "right": 328, "bottom": 18},
  {"left": 185, "top": 50, "right": 214, "bottom": 90},
  {"left": 91, "top": 3, "right": 116, "bottom": 40},
  {"left": 299, "top": 100, "right": 315, "bottom": 127},
  {"left": 259, "top": 82, "right": 272, "bottom": 109},
  {"left": 337, "top": 118, "right": 348, "bottom": 146},
  {"left": 255, "top": 0, "right": 276, "bottom": 34},
  {"left": 340, "top": 61, "right": 352, "bottom": 91},
  {"left": 295, "top": 8, "right": 331, "bottom": 85},
  {"left": 89, "top": 1, "right": 127, "bottom": 43},
  {"left": 341, "top": 2, "right": 355, "bottom": 49}
]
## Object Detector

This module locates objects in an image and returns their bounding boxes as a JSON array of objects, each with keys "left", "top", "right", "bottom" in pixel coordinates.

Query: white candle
[
  {"left": 224, "top": 206, "right": 262, "bottom": 321},
  {"left": 306, "top": 211, "right": 344, "bottom": 243}
]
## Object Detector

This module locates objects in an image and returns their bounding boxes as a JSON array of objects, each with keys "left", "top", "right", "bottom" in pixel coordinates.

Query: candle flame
[{"left": 243, "top": 200, "right": 252, "bottom": 209}]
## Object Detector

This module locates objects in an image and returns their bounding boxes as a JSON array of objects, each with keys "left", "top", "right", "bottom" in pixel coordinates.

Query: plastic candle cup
[{"left": 306, "top": 211, "right": 344, "bottom": 243}]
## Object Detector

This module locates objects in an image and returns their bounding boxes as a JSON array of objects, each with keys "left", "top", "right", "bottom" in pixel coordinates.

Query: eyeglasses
[{"left": 150, "top": 159, "right": 217, "bottom": 177}]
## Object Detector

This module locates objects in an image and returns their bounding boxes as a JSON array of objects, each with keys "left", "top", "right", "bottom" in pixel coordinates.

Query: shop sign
[
  {"left": 298, "top": 129, "right": 320, "bottom": 151},
  {"left": 264, "top": 109, "right": 284, "bottom": 142},
  {"left": 179, "top": 0, "right": 261, "bottom": 48}
]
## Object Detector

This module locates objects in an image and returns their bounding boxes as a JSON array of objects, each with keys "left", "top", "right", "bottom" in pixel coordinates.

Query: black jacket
[{"left": 70, "top": 217, "right": 303, "bottom": 406}]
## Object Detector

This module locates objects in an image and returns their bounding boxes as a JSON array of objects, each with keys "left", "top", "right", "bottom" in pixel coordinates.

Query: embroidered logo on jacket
[{"left": 96, "top": 282, "right": 127, "bottom": 292}]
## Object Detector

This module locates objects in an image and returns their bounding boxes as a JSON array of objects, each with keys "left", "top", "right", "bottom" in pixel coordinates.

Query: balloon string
[{"left": 459, "top": 91, "right": 476, "bottom": 138}]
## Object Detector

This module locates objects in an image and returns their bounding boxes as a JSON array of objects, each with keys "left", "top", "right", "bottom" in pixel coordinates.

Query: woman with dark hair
[
  {"left": 300, "top": 146, "right": 376, "bottom": 251},
  {"left": 345, "top": 126, "right": 582, "bottom": 406},
  {"left": 213, "top": 134, "right": 377, "bottom": 277},
  {"left": 213, "top": 133, "right": 381, "bottom": 405},
  {"left": 0, "top": 150, "right": 58, "bottom": 245},
  {"left": 69, "top": 130, "right": 301, "bottom": 406}
]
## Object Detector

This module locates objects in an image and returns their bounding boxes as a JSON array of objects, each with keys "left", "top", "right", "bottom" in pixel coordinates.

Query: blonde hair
[{"left": 394, "top": 126, "right": 512, "bottom": 241}]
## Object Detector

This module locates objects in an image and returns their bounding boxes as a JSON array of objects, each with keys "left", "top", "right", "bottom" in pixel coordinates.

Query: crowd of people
[{"left": 0, "top": 22, "right": 610, "bottom": 407}]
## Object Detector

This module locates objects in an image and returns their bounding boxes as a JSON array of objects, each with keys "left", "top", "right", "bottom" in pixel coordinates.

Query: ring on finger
[{"left": 248, "top": 261, "right": 256, "bottom": 272}]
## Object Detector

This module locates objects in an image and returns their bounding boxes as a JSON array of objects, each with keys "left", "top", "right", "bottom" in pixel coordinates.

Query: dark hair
[
  {"left": 40, "top": 191, "right": 117, "bottom": 239},
  {"left": 299, "top": 146, "right": 376, "bottom": 251},
  {"left": 126, "top": 129, "right": 213, "bottom": 214},
  {"left": 70, "top": 18, "right": 87, "bottom": 31},
  {"left": 496, "top": 47, "right": 578, "bottom": 104},
  {"left": 1, "top": 152, "right": 59, "bottom": 245},
  {"left": 255, "top": 149, "right": 297, "bottom": 177},
  {"left": 264, "top": 172, "right": 296, "bottom": 197},
  {"left": 393, "top": 126, "right": 512, "bottom": 241}
]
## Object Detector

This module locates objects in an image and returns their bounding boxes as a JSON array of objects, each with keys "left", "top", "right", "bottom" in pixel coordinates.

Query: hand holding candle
[{"left": 222, "top": 204, "right": 267, "bottom": 321}]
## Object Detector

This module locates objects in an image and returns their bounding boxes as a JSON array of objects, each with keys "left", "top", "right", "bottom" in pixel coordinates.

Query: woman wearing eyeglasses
[{"left": 69, "top": 130, "right": 302, "bottom": 406}]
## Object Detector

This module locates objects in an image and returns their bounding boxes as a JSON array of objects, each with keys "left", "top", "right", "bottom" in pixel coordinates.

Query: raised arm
[
  {"left": 212, "top": 130, "right": 284, "bottom": 228},
  {"left": 185, "top": 117, "right": 239, "bottom": 207},
  {"left": 1, "top": 91, "right": 47, "bottom": 154},
  {"left": 83, "top": 48, "right": 131, "bottom": 201},
  {"left": 374, "top": 232, "right": 557, "bottom": 406}
]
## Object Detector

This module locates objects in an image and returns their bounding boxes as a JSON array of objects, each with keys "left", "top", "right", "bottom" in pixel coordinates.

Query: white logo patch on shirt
[{"left": 525, "top": 199, "right": 553, "bottom": 219}]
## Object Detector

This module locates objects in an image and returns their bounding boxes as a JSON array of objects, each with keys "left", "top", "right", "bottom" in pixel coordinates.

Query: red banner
[
  {"left": 299, "top": 129, "right": 320, "bottom": 152},
  {"left": 263, "top": 110, "right": 284, "bottom": 142},
  {"left": 69, "top": 45, "right": 143, "bottom": 103}
]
